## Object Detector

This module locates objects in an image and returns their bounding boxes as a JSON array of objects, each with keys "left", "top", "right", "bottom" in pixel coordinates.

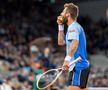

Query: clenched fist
[{"left": 57, "top": 16, "right": 66, "bottom": 25}]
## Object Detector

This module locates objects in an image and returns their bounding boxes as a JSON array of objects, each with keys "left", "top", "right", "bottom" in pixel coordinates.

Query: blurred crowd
[
  {"left": 88, "top": 67, "right": 108, "bottom": 87},
  {"left": 0, "top": 0, "right": 108, "bottom": 90}
]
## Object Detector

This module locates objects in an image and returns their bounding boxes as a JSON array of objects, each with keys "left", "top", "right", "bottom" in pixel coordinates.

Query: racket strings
[{"left": 38, "top": 70, "right": 60, "bottom": 88}]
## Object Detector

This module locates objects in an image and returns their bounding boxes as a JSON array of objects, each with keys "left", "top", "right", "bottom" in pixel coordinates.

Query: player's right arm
[
  {"left": 58, "top": 29, "right": 65, "bottom": 46},
  {"left": 57, "top": 16, "right": 65, "bottom": 46}
]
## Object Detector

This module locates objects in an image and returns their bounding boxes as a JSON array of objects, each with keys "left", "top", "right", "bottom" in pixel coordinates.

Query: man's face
[
  {"left": 60, "top": 8, "right": 68, "bottom": 23},
  {"left": 61, "top": 8, "right": 67, "bottom": 17}
]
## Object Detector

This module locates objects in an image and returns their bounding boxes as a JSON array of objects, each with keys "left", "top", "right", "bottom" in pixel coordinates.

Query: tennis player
[{"left": 57, "top": 3, "right": 90, "bottom": 90}]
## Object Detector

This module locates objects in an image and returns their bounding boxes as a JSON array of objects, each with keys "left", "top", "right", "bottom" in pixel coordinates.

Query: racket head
[{"left": 36, "top": 68, "right": 62, "bottom": 89}]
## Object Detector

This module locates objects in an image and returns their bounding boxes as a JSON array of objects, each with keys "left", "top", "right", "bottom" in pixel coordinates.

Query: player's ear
[{"left": 66, "top": 13, "right": 70, "bottom": 18}]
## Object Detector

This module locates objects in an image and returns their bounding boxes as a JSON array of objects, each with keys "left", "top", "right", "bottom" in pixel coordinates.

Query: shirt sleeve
[{"left": 67, "top": 28, "right": 79, "bottom": 41}]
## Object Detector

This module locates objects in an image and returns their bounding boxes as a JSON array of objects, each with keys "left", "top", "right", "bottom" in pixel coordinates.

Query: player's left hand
[{"left": 62, "top": 61, "right": 69, "bottom": 71}]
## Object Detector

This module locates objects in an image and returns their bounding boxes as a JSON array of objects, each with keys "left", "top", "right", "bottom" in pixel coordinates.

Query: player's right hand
[
  {"left": 57, "top": 16, "right": 64, "bottom": 25},
  {"left": 62, "top": 61, "right": 69, "bottom": 72}
]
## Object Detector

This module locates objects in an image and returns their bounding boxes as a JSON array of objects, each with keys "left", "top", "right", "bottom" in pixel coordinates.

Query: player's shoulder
[
  {"left": 74, "top": 21, "right": 83, "bottom": 29},
  {"left": 69, "top": 21, "right": 82, "bottom": 29},
  {"left": 68, "top": 21, "right": 83, "bottom": 33}
]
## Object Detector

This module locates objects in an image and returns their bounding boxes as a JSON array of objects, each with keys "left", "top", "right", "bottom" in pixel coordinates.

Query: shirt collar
[{"left": 68, "top": 20, "right": 77, "bottom": 30}]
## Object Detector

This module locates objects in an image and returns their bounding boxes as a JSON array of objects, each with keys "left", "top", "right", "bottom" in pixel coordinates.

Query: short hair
[{"left": 64, "top": 3, "right": 79, "bottom": 20}]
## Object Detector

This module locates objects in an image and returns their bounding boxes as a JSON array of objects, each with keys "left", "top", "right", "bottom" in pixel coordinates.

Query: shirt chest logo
[{"left": 69, "top": 30, "right": 75, "bottom": 32}]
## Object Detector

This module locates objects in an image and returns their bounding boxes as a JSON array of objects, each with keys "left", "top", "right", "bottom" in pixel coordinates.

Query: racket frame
[{"left": 36, "top": 56, "right": 81, "bottom": 89}]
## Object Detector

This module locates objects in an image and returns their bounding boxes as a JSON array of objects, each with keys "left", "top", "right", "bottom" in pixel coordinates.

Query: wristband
[
  {"left": 58, "top": 24, "right": 64, "bottom": 31},
  {"left": 64, "top": 55, "right": 71, "bottom": 62}
]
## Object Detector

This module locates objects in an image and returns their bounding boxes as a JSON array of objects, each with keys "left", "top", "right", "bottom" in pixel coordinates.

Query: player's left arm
[
  {"left": 68, "top": 39, "right": 78, "bottom": 57},
  {"left": 66, "top": 28, "right": 79, "bottom": 58},
  {"left": 62, "top": 28, "right": 79, "bottom": 71}
]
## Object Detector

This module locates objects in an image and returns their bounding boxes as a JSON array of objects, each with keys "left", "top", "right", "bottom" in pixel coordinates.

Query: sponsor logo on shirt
[{"left": 69, "top": 30, "right": 75, "bottom": 32}]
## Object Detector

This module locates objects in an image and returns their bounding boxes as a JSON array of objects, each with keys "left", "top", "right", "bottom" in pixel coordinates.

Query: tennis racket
[{"left": 36, "top": 56, "right": 81, "bottom": 89}]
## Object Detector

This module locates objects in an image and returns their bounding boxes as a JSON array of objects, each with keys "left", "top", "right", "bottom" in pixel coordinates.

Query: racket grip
[{"left": 69, "top": 56, "right": 82, "bottom": 66}]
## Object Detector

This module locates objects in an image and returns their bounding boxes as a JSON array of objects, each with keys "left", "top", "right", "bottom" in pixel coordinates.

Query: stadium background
[{"left": 0, "top": 0, "right": 108, "bottom": 90}]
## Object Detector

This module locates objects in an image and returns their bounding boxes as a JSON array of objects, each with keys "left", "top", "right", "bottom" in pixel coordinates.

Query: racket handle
[{"left": 69, "top": 56, "right": 81, "bottom": 66}]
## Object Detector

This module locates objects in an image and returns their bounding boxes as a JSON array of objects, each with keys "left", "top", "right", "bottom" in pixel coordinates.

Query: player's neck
[{"left": 67, "top": 18, "right": 75, "bottom": 26}]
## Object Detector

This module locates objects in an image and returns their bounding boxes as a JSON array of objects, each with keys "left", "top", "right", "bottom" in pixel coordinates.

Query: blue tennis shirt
[{"left": 65, "top": 21, "right": 89, "bottom": 70}]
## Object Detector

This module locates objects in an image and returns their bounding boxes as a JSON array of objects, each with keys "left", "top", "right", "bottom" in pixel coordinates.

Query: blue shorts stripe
[{"left": 72, "top": 69, "right": 81, "bottom": 86}]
